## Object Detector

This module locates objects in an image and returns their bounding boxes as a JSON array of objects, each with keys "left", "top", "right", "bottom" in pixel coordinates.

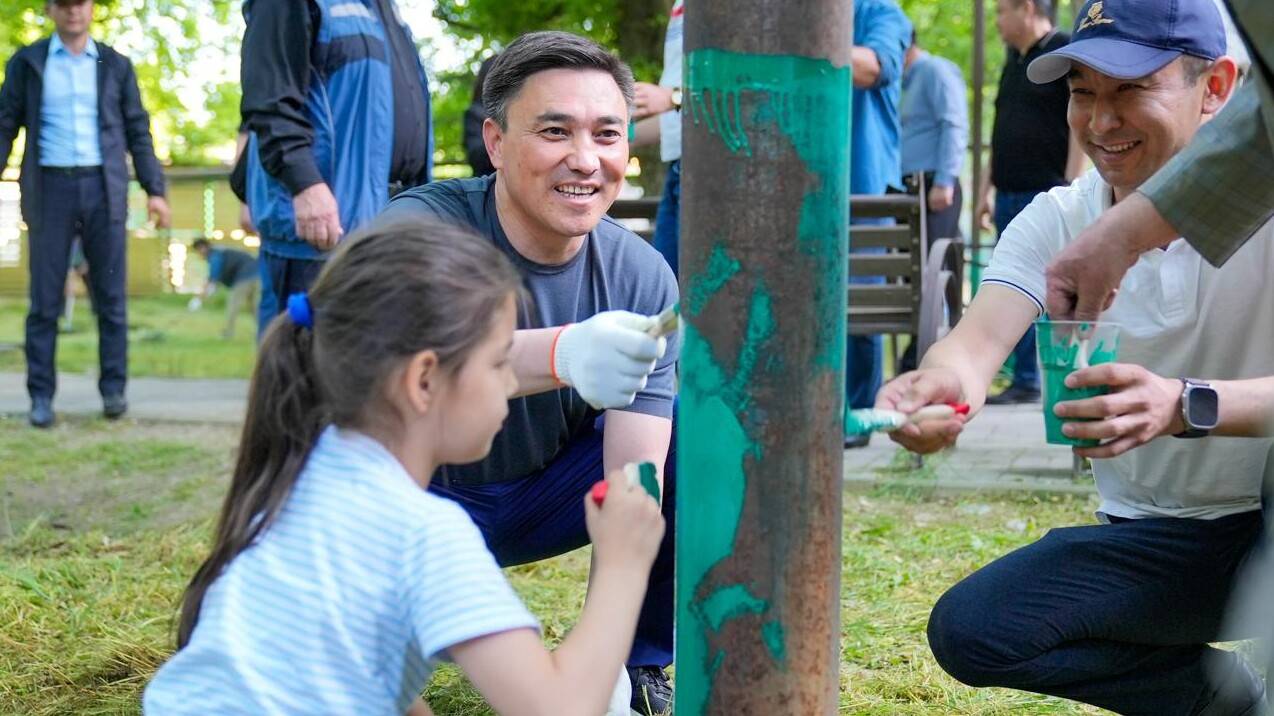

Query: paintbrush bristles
[{"left": 647, "top": 304, "right": 681, "bottom": 338}]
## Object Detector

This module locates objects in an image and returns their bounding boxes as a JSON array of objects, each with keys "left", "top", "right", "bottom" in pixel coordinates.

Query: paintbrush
[
  {"left": 844, "top": 403, "right": 970, "bottom": 436},
  {"left": 590, "top": 461, "right": 662, "bottom": 506},
  {"left": 646, "top": 304, "right": 681, "bottom": 338}
]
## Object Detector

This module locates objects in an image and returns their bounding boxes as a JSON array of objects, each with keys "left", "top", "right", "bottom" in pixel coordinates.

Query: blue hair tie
[{"left": 286, "top": 292, "right": 314, "bottom": 329}]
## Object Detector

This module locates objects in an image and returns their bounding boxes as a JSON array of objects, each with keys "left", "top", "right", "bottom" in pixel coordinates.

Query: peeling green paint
[
  {"left": 677, "top": 276, "right": 774, "bottom": 715},
  {"left": 699, "top": 584, "right": 770, "bottom": 632},
  {"left": 685, "top": 243, "right": 742, "bottom": 317},
  {"left": 678, "top": 46, "right": 850, "bottom": 714},
  {"left": 762, "top": 620, "right": 787, "bottom": 663}
]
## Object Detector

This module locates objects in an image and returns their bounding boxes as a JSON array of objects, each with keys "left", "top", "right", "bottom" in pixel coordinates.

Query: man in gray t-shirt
[
  {"left": 374, "top": 32, "right": 679, "bottom": 714},
  {"left": 382, "top": 175, "right": 677, "bottom": 485}
]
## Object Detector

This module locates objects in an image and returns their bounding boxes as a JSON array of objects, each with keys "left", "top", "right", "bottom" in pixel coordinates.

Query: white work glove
[
  {"left": 553, "top": 310, "right": 667, "bottom": 410},
  {"left": 187, "top": 297, "right": 202, "bottom": 312}
]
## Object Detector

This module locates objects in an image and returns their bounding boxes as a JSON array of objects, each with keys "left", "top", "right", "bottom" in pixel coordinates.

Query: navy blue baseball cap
[{"left": 1027, "top": 0, "right": 1226, "bottom": 84}]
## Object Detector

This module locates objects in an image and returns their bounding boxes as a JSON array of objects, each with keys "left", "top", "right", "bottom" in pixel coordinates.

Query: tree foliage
[
  {"left": 1, "top": 0, "right": 241, "bottom": 166},
  {"left": 430, "top": 0, "right": 670, "bottom": 170},
  {"left": 2, "top": 0, "right": 1082, "bottom": 170}
]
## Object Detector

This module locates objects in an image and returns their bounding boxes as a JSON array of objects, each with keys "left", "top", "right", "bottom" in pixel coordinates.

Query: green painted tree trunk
[{"left": 676, "top": 1, "right": 851, "bottom": 713}]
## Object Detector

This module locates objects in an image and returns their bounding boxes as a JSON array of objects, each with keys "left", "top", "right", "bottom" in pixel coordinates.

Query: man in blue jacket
[
  {"left": 0, "top": 0, "right": 170, "bottom": 428},
  {"left": 239, "top": 0, "right": 433, "bottom": 320}
]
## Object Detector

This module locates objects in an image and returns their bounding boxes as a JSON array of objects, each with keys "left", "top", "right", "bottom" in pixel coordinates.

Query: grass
[
  {"left": 0, "top": 418, "right": 1123, "bottom": 715},
  {"left": 0, "top": 294, "right": 257, "bottom": 379}
]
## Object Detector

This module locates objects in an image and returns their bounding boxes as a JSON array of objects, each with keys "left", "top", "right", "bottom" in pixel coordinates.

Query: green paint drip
[
  {"left": 699, "top": 584, "right": 770, "bottom": 632},
  {"left": 687, "top": 47, "right": 849, "bottom": 373},
  {"left": 761, "top": 620, "right": 787, "bottom": 663},
  {"left": 685, "top": 244, "right": 741, "bottom": 317}
]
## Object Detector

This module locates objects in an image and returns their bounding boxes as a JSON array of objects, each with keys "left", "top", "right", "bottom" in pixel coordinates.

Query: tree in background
[{"left": 0, "top": 0, "right": 241, "bottom": 167}]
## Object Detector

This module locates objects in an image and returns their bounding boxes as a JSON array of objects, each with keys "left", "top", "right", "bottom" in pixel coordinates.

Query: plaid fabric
[{"left": 1140, "top": 0, "right": 1274, "bottom": 266}]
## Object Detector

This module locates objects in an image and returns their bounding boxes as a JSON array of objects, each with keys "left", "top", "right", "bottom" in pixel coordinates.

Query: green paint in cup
[{"left": 1035, "top": 319, "right": 1121, "bottom": 447}]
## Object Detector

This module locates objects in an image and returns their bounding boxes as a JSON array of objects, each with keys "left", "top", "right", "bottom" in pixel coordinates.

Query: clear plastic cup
[{"left": 1035, "top": 319, "right": 1121, "bottom": 447}]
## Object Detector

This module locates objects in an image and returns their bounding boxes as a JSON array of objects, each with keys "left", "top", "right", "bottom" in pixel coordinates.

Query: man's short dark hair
[
  {"left": 482, "top": 31, "right": 635, "bottom": 129},
  {"left": 1012, "top": 0, "right": 1054, "bottom": 20},
  {"left": 192, "top": 238, "right": 211, "bottom": 251}
]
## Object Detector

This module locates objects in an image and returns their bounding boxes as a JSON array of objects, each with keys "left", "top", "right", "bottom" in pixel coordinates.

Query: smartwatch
[{"left": 1174, "top": 378, "right": 1218, "bottom": 438}]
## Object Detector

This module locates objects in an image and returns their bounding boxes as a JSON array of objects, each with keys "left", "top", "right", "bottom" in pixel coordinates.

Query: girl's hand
[{"left": 584, "top": 470, "right": 665, "bottom": 576}]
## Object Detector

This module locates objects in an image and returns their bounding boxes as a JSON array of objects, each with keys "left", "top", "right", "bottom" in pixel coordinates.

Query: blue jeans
[
  {"left": 26, "top": 168, "right": 127, "bottom": 400},
  {"left": 994, "top": 191, "right": 1042, "bottom": 390},
  {"left": 653, "top": 160, "right": 681, "bottom": 277},
  {"left": 428, "top": 417, "right": 676, "bottom": 668},
  {"left": 846, "top": 216, "right": 886, "bottom": 411},
  {"left": 928, "top": 511, "right": 1264, "bottom": 714}
]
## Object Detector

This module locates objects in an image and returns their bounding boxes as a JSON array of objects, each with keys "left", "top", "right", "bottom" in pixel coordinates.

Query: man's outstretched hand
[{"left": 1044, "top": 192, "right": 1177, "bottom": 321}]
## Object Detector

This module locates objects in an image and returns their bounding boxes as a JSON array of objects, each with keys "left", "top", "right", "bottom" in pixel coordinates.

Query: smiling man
[
  {"left": 873, "top": 0, "right": 1274, "bottom": 713},
  {"left": 377, "top": 32, "right": 679, "bottom": 715}
]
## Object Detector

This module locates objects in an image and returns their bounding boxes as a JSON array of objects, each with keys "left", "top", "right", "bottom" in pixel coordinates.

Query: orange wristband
[{"left": 549, "top": 325, "right": 572, "bottom": 385}]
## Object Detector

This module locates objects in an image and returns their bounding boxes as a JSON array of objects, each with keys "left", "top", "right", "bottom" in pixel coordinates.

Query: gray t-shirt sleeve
[{"left": 618, "top": 231, "right": 679, "bottom": 419}]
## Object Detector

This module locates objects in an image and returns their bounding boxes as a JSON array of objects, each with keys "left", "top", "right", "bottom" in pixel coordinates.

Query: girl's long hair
[{"left": 176, "top": 219, "right": 525, "bottom": 647}]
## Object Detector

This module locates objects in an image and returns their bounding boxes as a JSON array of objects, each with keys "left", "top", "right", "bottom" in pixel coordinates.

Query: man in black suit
[{"left": 0, "top": 0, "right": 170, "bottom": 427}]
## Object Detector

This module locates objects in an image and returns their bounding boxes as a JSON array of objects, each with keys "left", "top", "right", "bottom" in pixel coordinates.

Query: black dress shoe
[
  {"left": 102, "top": 394, "right": 128, "bottom": 420},
  {"left": 29, "top": 397, "right": 54, "bottom": 428},
  {"left": 984, "top": 385, "right": 1041, "bottom": 405}
]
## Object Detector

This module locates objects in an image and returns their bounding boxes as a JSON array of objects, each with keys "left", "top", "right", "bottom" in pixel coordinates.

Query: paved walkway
[
  {"left": 0, "top": 371, "right": 248, "bottom": 425},
  {"left": 0, "top": 371, "right": 1089, "bottom": 494},
  {"left": 842, "top": 401, "right": 1091, "bottom": 494}
]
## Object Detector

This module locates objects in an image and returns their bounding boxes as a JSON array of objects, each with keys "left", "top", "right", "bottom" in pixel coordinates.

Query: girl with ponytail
[{"left": 144, "top": 220, "right": 666, "bottom": 716}]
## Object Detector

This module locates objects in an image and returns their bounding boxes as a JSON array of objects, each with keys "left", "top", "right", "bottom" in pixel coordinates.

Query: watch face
[{"left": 1188, "top": 386, "right": 1220, "bottom": 429}]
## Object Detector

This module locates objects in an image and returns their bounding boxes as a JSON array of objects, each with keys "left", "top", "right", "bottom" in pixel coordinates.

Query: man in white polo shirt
[{"left": 875, "top": 0, "right": 1272, "bottom": 712}]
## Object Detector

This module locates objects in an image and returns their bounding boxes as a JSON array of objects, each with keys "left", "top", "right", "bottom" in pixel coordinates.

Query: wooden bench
[
  {"left": 611, "top": 185, "right": 964, "bottom": 368},
  {"left": 849, "top": 178, "right": 964, "bottom": 367},
  {"left": 607, "top": 196, "right": 661, "bottom": 242}
]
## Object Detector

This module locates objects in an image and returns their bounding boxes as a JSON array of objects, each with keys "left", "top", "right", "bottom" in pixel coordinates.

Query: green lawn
[
  {"left": 0, "top": 416, "right": 1125, "bottom": 715},
  {"left": 0, "top": 294, "right": 258, "bottom": 379}
]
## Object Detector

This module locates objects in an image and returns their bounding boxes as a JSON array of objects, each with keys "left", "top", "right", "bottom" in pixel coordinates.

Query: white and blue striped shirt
[{"left": 143, "top": 427, "right": 538, "bottom": 715}]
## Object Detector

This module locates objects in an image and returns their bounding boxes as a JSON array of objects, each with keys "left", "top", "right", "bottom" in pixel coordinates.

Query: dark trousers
[
  {"left": 428, "top": 418, "right": 676, "bottom": 668},
  {"left": 261, "top": 253, "right": 325, "bottom": 326},
  {"left": 653, "top": 159, "right": 681, "bottom": 277},
  {"left": 995, "top": 190, "right": 1042, "bottom": 390},
  {"left": 927, "top": 511, "right": 1265, "bottom": 715},
  {"left": 25, "top": 167, "right": 127, "bottom": 400},
  {"left": 926, "top": 177, "right": 963, "bottom": 243}
]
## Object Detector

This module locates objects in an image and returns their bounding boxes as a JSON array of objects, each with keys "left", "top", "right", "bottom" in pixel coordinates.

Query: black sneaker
[
  {"left": 985, "top": 385, "right": 1041, "bottom": 405},
  {"left": 628, "top": 665, "right": 672, "bottom": 716}
]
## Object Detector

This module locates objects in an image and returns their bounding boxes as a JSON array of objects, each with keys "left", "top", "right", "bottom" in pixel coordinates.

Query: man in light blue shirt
[
  {"left": 901, "top": 31, "right": 969, "bottom": 243},
  {"left": 40, "top": 32, "right": 103, "bottom": 168},
  {"left": 0, "top": 0, "right": 170, "bottom": 428},
  {"left": 847, "top": 0, "right": 912, "bottom": 447}
]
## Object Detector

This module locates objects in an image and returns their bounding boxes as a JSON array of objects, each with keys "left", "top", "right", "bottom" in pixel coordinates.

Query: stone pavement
[
  {"left": 0, "top": 371, "right": 1090, "bottom": 494},
  {"left": 843, "top": 401, "right": 1093, "bottom": 494}
]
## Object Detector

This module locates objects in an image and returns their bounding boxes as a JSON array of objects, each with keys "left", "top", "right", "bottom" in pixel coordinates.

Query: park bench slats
[{"left": 850, "top": 225, "right": 913, "bottom": 249}]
